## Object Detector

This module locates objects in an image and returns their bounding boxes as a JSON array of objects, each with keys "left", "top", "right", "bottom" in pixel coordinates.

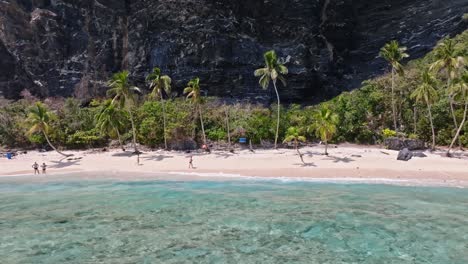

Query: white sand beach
[{"left": 1, "top": 145, "right": 468, "bottom": 186}]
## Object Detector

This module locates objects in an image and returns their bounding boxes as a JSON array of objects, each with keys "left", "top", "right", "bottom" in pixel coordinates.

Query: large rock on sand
[
  {"left": 384, "top": 137, "right": 426, "bottom": 151},
  {"left": 397, "top": 148, "right": 413, "bottom": 161}
]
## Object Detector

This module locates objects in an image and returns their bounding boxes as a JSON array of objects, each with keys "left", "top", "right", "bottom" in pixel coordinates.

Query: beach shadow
[
  {"left": 215, "top": 152, "right": 235, "bottom": 159},
  {"left": 294, "top": 162, "right": 317, "bottom": 167},
  {"left": 144, "top": 155, "right": 174, "bottom": 161},
  {"left": 49, "top": 159, "right": 81, "bottom": 169},
  {"left": 112, "top": 152, "right": 135, "bottom": 157},
  {"left": 302, "top": 151, "right": 323, "bottom": 157},
  {"left": 323, "top": 156, "right": 355, "bottom": 163}
]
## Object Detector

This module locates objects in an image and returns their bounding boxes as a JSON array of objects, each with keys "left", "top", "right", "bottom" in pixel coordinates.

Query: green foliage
[{"left": 381, "top": 128, "right": 397, "bottom": 139}]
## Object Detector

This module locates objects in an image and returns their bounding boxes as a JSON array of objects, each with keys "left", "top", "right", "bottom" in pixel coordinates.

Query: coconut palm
[
  {"left": 146, "top": 67, "right": 172, "bottom": 150},
  {"left": 410, "top": 69, "right": 439, "bottom": 151},
  {"left": 430, "top": 38, "right": 465, "bottom": 148},
  {"left": 312, "top": 107, "right": 339, "bottom": 155},
  {"left": 447, "top": 71, "right": 468, "bottom": 155},
  {"left": 283, "top": 127, "right": 306, "bottom": 164},
  {"left": 96, "top": 100, "right": 127, "bottom": 151},
  {"left": 27, "top": 102, "right": 71, "bottom": 157},
  {"left": 380, "top": 40, "right": 409, "bottom": 131},
  {"left": 184, "top": 77, "right": 206, "bottom": 144},
  {"left": 254, "top": 50, "right": 288, "bottom": 149},
  {"left": 107, "top": 71, "right": 141, "bottom": 153}
]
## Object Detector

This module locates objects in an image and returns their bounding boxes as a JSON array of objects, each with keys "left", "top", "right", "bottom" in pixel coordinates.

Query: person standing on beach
[
  {"left": 32, "top": 162, "right": 39, "bottom": 174},
  {"left": 41, "top": 163, "right": 47, "bottom": 174},
  {"left": 188, "top": 156, "right": 194, "bottom": 169}
]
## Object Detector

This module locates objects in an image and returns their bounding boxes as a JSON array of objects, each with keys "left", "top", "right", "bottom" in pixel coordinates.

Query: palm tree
[
  {"left": 107, "top": 71, "right": 141, "bottom": 153},
  {"left": 96, "top": 100, "right": 127, "bottom": 151},
  {"left": 184, "top": 77, "right": 206, "bottom": 144},
  {"left": 225, "top": 105, "right": 232, "bottom": 150},
  {"left": 254, "top": 50, "right": 288, "bottom": 149},
  {"left": 447, "top": 71, "right": 468, "bottom": 155},
  {"left": 146, "top": 67, "right": 172, "bottom": 150},
  {"left": 410, "top": 69, "right": 439, "bottom": 151},
  {"left": 380, "top": 40, "right": 409, "bottom": 131},
  {"left": 283, "top": 127, "right": 306, "bottom": 164},
  {"left": 27, "top": 102, "right": 71, "bottom": 157},
  {"left": 430, "top": 38, "right": 465, "bottom": 148},
  {"left": 312, "top": 107, "right": 339, "bottom": 155}
]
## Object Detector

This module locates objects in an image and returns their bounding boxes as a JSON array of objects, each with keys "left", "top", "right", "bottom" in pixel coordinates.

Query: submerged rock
[{"left": 397, "top": 148, "right": 413, "bottom": 161}]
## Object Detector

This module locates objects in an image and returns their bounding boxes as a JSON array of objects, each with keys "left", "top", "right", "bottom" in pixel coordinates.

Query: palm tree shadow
[
  {"left": 112, "top": 152, "right": 135, "bottom": 157},
  {"left": 49, "top": 159, "right": 81, "bottom": 169},
  {"left": 294, "top": 162, "right": 317, "bottom": 167},
  {"left": 302, "top": 151, "right": 322, "bottom": 157},
  {"left": 215, "top": 152, "right": 235, "bottom": 159},
  {"left": 144, "top": 155, "right": 174, "bottom": 161},
  {"left": 324, "top": 156, "right": 355, "bottom": 163}
]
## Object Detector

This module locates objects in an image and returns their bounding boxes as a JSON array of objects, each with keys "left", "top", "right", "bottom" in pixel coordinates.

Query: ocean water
[{"left": 0, "top": 179, "right": 467, "bottom": 264}]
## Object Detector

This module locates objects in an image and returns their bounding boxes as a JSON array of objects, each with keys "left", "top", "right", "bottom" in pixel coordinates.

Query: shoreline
[{"left": 1, "top": 145, "right": 468, "bottom": 187}]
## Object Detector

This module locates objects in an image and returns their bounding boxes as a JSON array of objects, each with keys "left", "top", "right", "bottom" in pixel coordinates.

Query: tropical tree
[
  {"left": 254, "top": 50, "right": 288, "bottom": 149},
  {"left": 447, "top": 71, "right": 468, "bottom": 155},
  {"left": 27, "top": 102, "right": 71, "bottom": 157},
  {"left": 95, "top": 100, "right": 127, "bottom": 151},
  {"left": 380, "top": 40, "right": 409, "bottom": 131},
  {"left": 312, "top": 106, "right": 339, "bottom": 155},
  {"left": 107, "top": 71, "right": 141, "bottom": 153},
  {"left": 410, "top": 69, "right": 438, "bottom": 150},
  {"left": 146, "top": 67, "right": 172, "bottom": 149},
  {"left": 184, "top": 77, "right": 206, "bottom": 144},
  {"left": 283, "top": 126, "right": 306, "bottom": 164},
  {"left": 430, "top": 38, "right": 465, "bottom": 148},
  {"left": 225, "top": 105, "right": 232, "bottom": 150}
]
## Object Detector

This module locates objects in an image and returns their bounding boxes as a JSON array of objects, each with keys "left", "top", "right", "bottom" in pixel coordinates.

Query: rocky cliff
[{"left": 0, "top": 0, "right": 466, "bottom": 102}]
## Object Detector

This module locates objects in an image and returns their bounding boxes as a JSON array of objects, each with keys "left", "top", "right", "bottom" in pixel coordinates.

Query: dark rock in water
[
  {"left": 0, "top": 0, "right": 467, "bottom": 101},
  {"left": 384, "top": 138, "right": 426, "bottom": 151},
  {"left": 397, "top": 148, "right": 413, "bottom": 161}
]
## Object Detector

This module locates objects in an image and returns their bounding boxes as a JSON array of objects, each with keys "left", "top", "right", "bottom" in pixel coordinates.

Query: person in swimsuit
[
  {"left": 32, "top": 162, "right": 39, "bottom": 175},
  {"left": 41, "top": 163, "right": 47, "bottom": 174},
  {"left": 188, "top": 156, "right": 194, "bottom": 169}
]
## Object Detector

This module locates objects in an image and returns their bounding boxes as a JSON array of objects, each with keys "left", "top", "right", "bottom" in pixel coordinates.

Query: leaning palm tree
[
  {"left": 411, "top": 69, "right": 439, "bottom": 151},
  {"left": 312, "top": 107, "right": 339, "bottom": 156},
  {"left": 96, "top": 100, "right": 127, "bottom": 151},
  {"left": 146, "top": 67, "right": 172, "bottom": 150},
  {"left": 380, "top": 40, "right": 409, "bottom": 131},
  {"left": 430, "top": 38, "right": 465, "bottom": 148},
  {"left": 184, "top": 77, "right": 206, "bottom": 144},
  {"left": 107, "top": 71, "right": 141, "bottom": 153},
  {"left": 283, "top": 126, "right": 306, "bottom": 164},
  {"left": 447, "top": 71, "right": 468, "bottom": 156},
  {"left": 27, "top": 102, "right": 71, "bottom": 157},
  {"left": 254, "top": 50, "right": 288, "bottom": 149}
]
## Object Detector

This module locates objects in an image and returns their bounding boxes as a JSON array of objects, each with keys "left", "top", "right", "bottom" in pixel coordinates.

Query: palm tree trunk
[
  {"left": 447, "top": 101, "right": 467, "bottom": 155},
  {"left": 273, "top": 80, "right": 281, "bottom": 149},
  {"left": 427, "top": 104, "right": 436, "bottom": 151},
  {"left": 413, "top": 106, "right": 417, "bottom": 135},
  {"left": 127, "top": 108, "right": 138, "bottom": 153},
  {"left": 115, "top": 127, "right": 125, "bottom": 151},
  {"left": 447, "top": 78, "right": 462, "bottom": 149},
  {"left": 325, "top": 140, "right": 328, "bottom": 156},
  {"left": 391, "top": 68, "right": 398, "bottom": 131},
  {"left": 198, "top": 104, "right": 206, "bottom": 145},
  {"left": 225, "top": 106, "right": 231, "bottom": 148},
  {"left": 161, "top": 98, "right": 168, "bottom": 150},
  {"left": 42, "top": 130, "right": 70, "bottom": 157}
]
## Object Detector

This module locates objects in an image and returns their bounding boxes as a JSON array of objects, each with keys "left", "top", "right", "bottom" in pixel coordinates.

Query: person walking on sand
[
  {"left": 41, "top": 162, "right": 47, "bottom": 174},
  {"left": 188, "top": 156, "right": 194, "bottom": 169},
  {"left": 32, "top": 162, "right": 39, "bottom": 175}
]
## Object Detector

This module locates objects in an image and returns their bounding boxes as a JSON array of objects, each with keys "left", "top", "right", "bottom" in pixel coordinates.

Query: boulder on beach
[
  {"left": 397, "top": 148, "right": 413, "bottom": 161},
  {"left": 384, "top": 137, "right": 426, "bottom": 151}
]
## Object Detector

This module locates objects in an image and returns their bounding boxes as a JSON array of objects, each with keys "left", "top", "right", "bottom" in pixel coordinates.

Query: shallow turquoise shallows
[{"left": 0, "top": 179, "right": 468, "bottom": 264}]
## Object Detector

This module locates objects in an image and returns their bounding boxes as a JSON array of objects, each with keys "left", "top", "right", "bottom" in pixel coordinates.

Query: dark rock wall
[{"left": 0, "top": 0, "right": 466, "bottom": 102}]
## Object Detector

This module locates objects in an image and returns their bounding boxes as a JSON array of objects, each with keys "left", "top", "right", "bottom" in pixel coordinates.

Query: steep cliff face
[{"left": 0, "top": 0, "right": 466, "bottom": 102}]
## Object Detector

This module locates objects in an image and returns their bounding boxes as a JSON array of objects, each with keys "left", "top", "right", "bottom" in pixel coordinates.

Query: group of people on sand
[{"left": 32, "top": 162, "right": 47, "bottom": 174}]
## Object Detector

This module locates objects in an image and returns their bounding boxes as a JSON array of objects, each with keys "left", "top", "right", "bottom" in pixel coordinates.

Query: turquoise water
[{"left": 0, "top": 179, "right": 467, "bottom": 263}]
